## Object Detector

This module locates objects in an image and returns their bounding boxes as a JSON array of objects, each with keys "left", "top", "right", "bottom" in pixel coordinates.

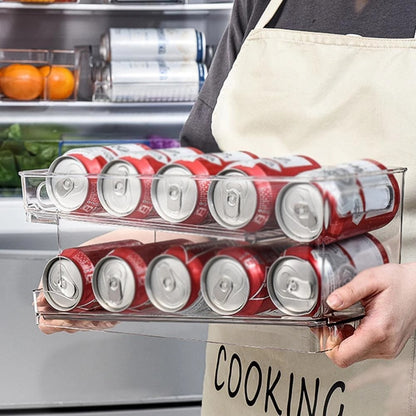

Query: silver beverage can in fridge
[
  {"left": 275, "top": 159, "right": 400, "bottom": 244},
  {"left": 92, "top": 238, "right": 189, "bottom": 313},
  {"left": 97, "top": 147, "right": 202, "bottom": 218},
  {"left": 100, "top": 28, "right": 206, "bottom": 63},
  {"left": 46, "top": 144, "right": 150, "bottom": 213},
  {"left": 208, "top": 155, "right": 320, "bottom": 232},
  {"left": 200, "top": 243, "right": 287, "bottom": 316},
  {"left": 42, "top": 239, "right": 143, "bottom": 312},
  {"left": 151, "top": 151, "right": 257, "bottom": 224},
  {"left": 102, "top": 61, "right": 207, "bottom": 102},
  {"left": 266, "top": 234, "right": 389, "bottom": 317}
]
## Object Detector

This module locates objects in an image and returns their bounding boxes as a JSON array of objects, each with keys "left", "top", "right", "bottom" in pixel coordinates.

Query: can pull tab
[
  {"left": 294, "top": 202, "right": 318, "bottom": 229},
  {"left": 112, "top": 165, "right": 130, "bottom": 196},
  {"left": 107, "top": 277, "right": 123, "bottom": 304},
  {"left": 167, "top": 181, "right": 184, "bottom": 212},
  {"left": 224, "top": 187, "right": 241, "bottom": 219},
  {"left": 284, "top": 275, "right": 312, "bottom": 300},
  {"left": 212, "top": 277, "right": 233, "bottom": 304},
  {"left": 52, "top": 274, "right": 77, "bottom": 299},
  {"left": 56, "top": 177, "right": 75, "bottom": 198},
  {"left": 159, "top": 264, "right": 177, "bottom": 293},
  {"left": 113, "top": 179, "right": 128, "bottom": 196}
]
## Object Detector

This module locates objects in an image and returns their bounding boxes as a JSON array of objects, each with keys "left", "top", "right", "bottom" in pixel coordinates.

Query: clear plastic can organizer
[{"left": 20, "top": 149, "right": 406, "bottom": 353}]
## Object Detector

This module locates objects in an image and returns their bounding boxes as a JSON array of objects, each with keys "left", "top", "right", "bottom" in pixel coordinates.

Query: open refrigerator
[{"left": 0, "top": 1, "right": 232, "bottom": 414}]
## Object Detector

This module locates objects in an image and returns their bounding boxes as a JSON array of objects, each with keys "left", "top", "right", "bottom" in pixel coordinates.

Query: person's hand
[
  {"left": 36, "top": 284, "right": 118, "bottom": 334},
  {"left": 324, "top": 262, "right": 416, "bottom": 367}
]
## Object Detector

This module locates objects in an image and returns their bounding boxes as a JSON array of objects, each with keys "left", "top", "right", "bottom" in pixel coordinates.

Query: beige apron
[
  {"left": 204, "top": 1, "right": 416, "bottom": 414},
  {"left": 212, "top": 0, "right": 416, "bottom": 263}
]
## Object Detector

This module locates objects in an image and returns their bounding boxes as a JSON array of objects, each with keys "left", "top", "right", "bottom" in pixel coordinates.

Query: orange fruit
[
  {"left": 0, "top": 64, "right": 44, "bottom": 101},
  {"left": 40, "top": 66, "right": 75, "bottom": 100}
]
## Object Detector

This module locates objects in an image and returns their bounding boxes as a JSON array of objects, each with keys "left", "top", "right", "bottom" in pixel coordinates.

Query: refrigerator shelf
[
  {"left": 0, "top": 1, "right": 233, "bottom": 12},
  {"left": 0, "top": 101, "right": 193, "bottom": 127}
]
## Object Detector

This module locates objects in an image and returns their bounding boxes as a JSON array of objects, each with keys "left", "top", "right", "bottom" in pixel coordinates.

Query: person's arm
[{"left": 325, "top": 262, "right": 416, "bottom": 367}]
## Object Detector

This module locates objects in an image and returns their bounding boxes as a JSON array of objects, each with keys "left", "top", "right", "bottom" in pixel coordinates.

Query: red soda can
[
  {"left": 267, "top": 233, "right": 389, "bottom": 317},
  {"left": 92, "top": 238, "right": 190, "bottom": 313},
  {"left": 41, "top": 239, "right": 143, "bottom": 312},
  {"left": 145, "top": 239, "right": 240, "bottom": 313},
  {"left": 208, "top": 155, "right": 320, "bottom": 232},
  {"left": 151, "top": 151, "right": 258, "bottom": 224},
  {"left": 46, "top": 143, "right": 150, "bottom": 214},
  {"left": 275, "top": 159, "right": 401, "bottom": 244},
  {"left": 97, "top": 147, "right": 202, "bottom": 218},
  {"left": 200, "top": 242, "right": 288, "bottom": 316}
]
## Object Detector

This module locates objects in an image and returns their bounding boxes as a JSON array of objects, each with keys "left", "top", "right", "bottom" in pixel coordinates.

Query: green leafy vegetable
[
  {"left": 0, "top": 123, "right": 68, "bottom": 189},
  {"left": 0, "top": 150, "right": 20, "bottom": 187}
]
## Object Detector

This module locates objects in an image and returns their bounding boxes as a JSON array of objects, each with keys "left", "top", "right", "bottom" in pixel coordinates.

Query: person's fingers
[
  {"left": 35, "top": 290, "right": 49, "bottom": 307},
  {"left": 325, "top": 316, "right": 407, "bottom": 368},
  {"left": 38, "top": 317, "right": 78, "bottom": 334},
  {"left": 325, "top": 325, "right": 376, "bottom": 367},
  {"left": 322, "top": 324, "right": 355, "bottom": 351},
  {"left": 326, "top": 267, "right": 383, "bottom": 311},
  {"left": 38, "top": 311, "right": 118, "bottom": 334}
]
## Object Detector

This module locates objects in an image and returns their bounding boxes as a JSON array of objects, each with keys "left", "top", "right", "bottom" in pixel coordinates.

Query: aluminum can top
[
  {"left": 92, "top": 256, "right": 136, "bottom": 312},
  {"left": 97, "top": 159, "right": 142, "bottom": 217},
  {"left": 145, "top": 254, "right": 191, "bottom": 312},
  {"left": 151, "top": 164, "right": 198, "bottom": 222},
  {"left": 42, "top": 257, "right": 83, "bottom": 311},
  {"left": 99, "top": 32, "right": 111, "bottom": 62},
  {"left": 201, "top": 255, "right": 250, "bottom": 315},
  {"left": 46, "top": 156, "right": 89, "bottom": 212},
  {"left": 208, "top": 169, "right": 259, "bottom": 229},
  {"left": 267, "top": 256, "right": 319, "bottom": 316},
  {"left": 275, "top": 182, "right": 324, "bottom": 242}
]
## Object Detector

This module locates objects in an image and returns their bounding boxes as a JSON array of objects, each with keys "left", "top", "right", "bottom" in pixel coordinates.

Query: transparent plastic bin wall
[
  {"left": 20, "top": 165, "right": 406, "bottom": 353},
  {"left": 0, "top": 47, "right": 92, "bottom": 101}
]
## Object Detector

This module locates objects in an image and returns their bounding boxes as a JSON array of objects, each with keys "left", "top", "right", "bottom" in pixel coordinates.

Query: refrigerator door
[{"left": 0, "top": 199, "right": 206, "bottom": 411}]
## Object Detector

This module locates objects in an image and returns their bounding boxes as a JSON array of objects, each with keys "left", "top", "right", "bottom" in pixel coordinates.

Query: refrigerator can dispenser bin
[{"left": 20, "top": 157, "right": 406, "bottom": 353}]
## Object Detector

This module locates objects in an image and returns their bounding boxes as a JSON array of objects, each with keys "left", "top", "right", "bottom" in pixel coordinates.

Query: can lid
[
  {"left": 99, "top": 33, "right": 111, "bottom": 62},
  {"left": 275, "top": 183, "right": 324, "bottom": 242},
  {"left": 145, "top": 255, "right": 191, "bottom": 313},
  {"left": 101, "top": 63, "right": 111, "bottom": 84},
  {"left": 208, "top": 170, "right": 258, "bottom": 229},
  {"left": 92, "top": 256, "right": 136, "bottom": 312},
  {"left": 42, "top": 257, "right": 82, "bottom": 311},
  {"left": 46, "top": 156, "right": 89, "bottom": 212},
  {"left": 201, "top": 255, "right": 249, "bottom": 315},
  {"left": 151, "top": 164, "right": 197, "bottom": 222},
  {"left": 97, "top": 160, "right": 142, "bottom": 217},
  {"left": 267, "top": 256, "right": 318, "bottom": 316}
]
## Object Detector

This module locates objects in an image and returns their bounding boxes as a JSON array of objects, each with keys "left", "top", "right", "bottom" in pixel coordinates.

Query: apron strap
[{"left": 255, "top": 0, "right": 286, "bottom": 29}]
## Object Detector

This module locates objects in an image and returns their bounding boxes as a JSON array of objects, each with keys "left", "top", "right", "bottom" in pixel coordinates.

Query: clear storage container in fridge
[{"left": 0, "top": 48, "right": 79, "bottom": 102}]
